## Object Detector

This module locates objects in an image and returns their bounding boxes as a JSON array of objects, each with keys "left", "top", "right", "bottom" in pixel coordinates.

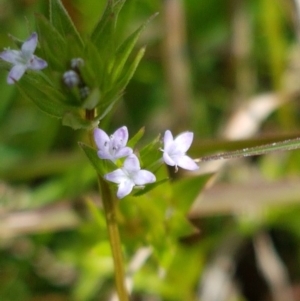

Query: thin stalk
[
  {"left": 85, "top": 108, "right": 129, "bottom": 301},
  {"left": 196, "top": 137, "right": 300, "bottom": 162},
  {"left": 98, "top": 175, "right": 129, "bottom": 301}
]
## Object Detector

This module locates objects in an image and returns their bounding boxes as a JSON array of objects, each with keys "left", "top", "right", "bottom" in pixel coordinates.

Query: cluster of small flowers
[
  {"left": 94, "top": 126, "right": 198, "bottom": 199},
  {"left": 0, "top": 33, "right": 199, "bottom": 199},
  {"left": 0, "top": 31, "right": 90, "bottom": 100}
]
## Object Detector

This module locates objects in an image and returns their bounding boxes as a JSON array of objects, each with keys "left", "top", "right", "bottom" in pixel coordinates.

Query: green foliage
[
  {"left": 127, "top": 126, "right": 145, "bottom": 148},
  {"left": 2, "top": 0, "right": 300, "bottom": 300},
  {"left": 16, "top": 73, "right": 72, "bottom": 118},
  {"left": 79, "top": 142, "right": 116, "bottom": 177},
  {"left": 5, "top": 0, "right": 153, "bottom": 130},
  {"left": 91, "top": 0, "right": 126, "bottom": 51},
  {"left": 49, "top": 0, "right": 83, "bottom": 47},
  {"left": 35, "top": 13, "right": 68, "bottom": 71}
]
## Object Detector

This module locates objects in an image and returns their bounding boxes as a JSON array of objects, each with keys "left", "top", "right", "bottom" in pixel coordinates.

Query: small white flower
[
  {"left": 94, "top": 126, "right": 133, "bottom": 162},
  {"left": 0, "top": 32, "right": 47, "bottom": 84},
  {"left": 104, "top": 154, "right": 156, "bottom": 199},
  {"left": 162, "top": 130, "right": 198, "bottom": 171}
]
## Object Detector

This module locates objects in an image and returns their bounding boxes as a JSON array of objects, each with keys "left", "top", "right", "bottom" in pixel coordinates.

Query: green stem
[
  {"left": 98, "top": 176, "right": 129, "bottom": 301},
  {"left": 85, "top": 109, "right": 129, "bottom": 301}
]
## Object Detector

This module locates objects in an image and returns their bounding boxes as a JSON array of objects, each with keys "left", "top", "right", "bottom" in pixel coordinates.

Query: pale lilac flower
[
  {"left": 0, "top": 32, "right": 47, "bottom": 84},
  {"left": 94, "top": 126, "right": 133, "bottom": 162},
  {"left": 162, "top": 130, "right": 198, "bottom": 171},
  {"left": 105, "top": 154, "right": 156, "bottom": 199}
]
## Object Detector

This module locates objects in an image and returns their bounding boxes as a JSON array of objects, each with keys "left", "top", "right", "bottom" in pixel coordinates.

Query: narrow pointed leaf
[
  {"left": 139, "top": 134, "right": 161, "bottom": 169},
  {"left": 116, "top": 47, "right": 145, "bottom": 90},
  {"left": 16, "top": 75, "right": 71, "bottom": 118},
  {"left": 96, "top": 99, "right": 118, "bottom": 121},
  {"left": 133, "top": 178, "right": 168, "bottom": 197},
  {"left": 79, "top": 142, "right": 116, "bottom": 176},
  {"left": 81, "top": 40, "right": 104, "bottom": 86},
  {"left": 91, "top": 0, "right": 126, "bottom": 49},
  {"left": 35, "top": 13, "right": 67, "bottom": 70},
  {"left": 167, "top": 210, "right": 198, "bottom": 238},
  {"left": 127, "top": 127, "right": 145, "bottom": 148},
  {"left": 82, "top": 88, "right": 101, "bottom": 109},
  {"left": 49, "top": 0, "right": 83, "bottom": 46},
  {"left": 8, "top": 34, "right": 24, "bottom": 48},
  {"left": 85, "top": 199, "right": 106, "bottom": 229},
  {"left": 173, "top": 174, "right": 213, "bottom": 212},
  {"left": 91, "top": 0, "right": 126, "bottom": 80},
  {"left": 111, "top": 13, "right": 158, "bottom": 82}
]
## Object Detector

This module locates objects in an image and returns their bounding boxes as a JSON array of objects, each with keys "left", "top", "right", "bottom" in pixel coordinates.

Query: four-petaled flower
[
  {"left": 162, "top": 130, "right": 198, "bottom": 171},
  {"left": 104, "top": 154, "right": 156, "bottom": 199},
  {"left": 94, "top": 126, "right": 133, "bottom": 162},
  {"left": 0, "top": 32, "right": 47, "bottom": 84}
]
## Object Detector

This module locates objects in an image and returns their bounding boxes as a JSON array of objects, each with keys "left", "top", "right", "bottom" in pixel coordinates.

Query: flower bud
[
  {"left": 63, "top": 70, "right": 80, "bottom": 88},
  {"left": 71, "top": 58, "right": 84, "bottom": 69},
  {"left": 79, "top": 86, "right": 90, "bottom": 99}
]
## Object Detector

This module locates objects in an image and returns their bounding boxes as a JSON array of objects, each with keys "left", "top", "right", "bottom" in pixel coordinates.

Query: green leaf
[
  {"left": 91, "top": 0, "right": 126, "bottom": 50},
  {"left": 8, "top": 33, "right": 24, "bottom": 48},
  {"left": 127, "top": 127, "right": 145, "bottom": 148},
  {"left": 127, "top": 196, "right": 167, "bottom": 246},
  {"left": 162, "top": 245, "right": 203, "bottom": 300},
  {"left": 82, "top": 88, "right": 101, "bottom": 110},
  {"left": 16, "top": 74, "right": 71, "bottom": 118},
  {"left": 81, "top": 39, "right": 105, "bottom": 87},
  {"left": 96, "top": 99, "right": 118, "bottom": 121},
  {"left": 133, "top": 178, "right": 168, "bottom": 197},
  {"left": 98, "top": 86, "right": 122, "bottom": 108},
  {"left": 85, "top": 199, "right": 106, "bottom": 229},
  {"left": 139, "top": 134, "right": 162, "bottom": 170},
  {"left": 35, "top": 13, "right": 67, "bottom": 70},
  {"left": 115, "top": 47, "right": 145, "bottom": 91},
  {"left": 49, "top": 0, "right": 83, "bottom": 46},
  {"left": 111, "top": 13, "right": 158, "bottom": 83},
  {"left": 172, "top": 174, "right": 212, "bottom": 212},
  {"left": 167, "top": 210, "right": 197, "bottom": 238},
  {"left": 91, "top": 0, "right": 127, "bottom": 88},
  {"left": 79, "top": 142, "right": 116, "bottom": 176}
]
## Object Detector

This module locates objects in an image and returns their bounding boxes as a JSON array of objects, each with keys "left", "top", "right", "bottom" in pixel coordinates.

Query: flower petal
[
  {"left": 174, "top": 132, "right": 193, "bottom": 153},
  {"left": 0, "top": 50, "right": 21, "bottom": 64},
  {"left": 113, "top": 126, "right": 129, "bottom": 147},
  {"left": 94, "top": 128, "right": 109, "bottom": 150},
  {"left": 114, "top": 146, "right": 133, "bottom": 159},
  {"left": 163, "top": 151, "right": 175, "bottom": 166},
  {"left": 104, "top": 169, "right": 126, "bottom": 184},
  {"left": 177, "top": 155, "right": 198, "bottom": 170},
  {"left": 133, "top": 170, "right": 156, "bottom": 185},
  {"left": 29, "top": 56, "right": 48, "bottom": 70},
  {"left": 97, "top": 150, "right": 113, "bottom": 160},
  {"left": 163, "top": 130, "right": 174, "bottom": 152},
  {"left": 117, "top": 179, "right": 134, "bottom": 199},
  {"left": 21, "top": 32, "right": 38, "bottom": 57},
  {"left": 7, "top": 64, "right": 26, "bottom": 84},
  {"left": 123, "top": 154, "right": 140, "bottom": 173}
]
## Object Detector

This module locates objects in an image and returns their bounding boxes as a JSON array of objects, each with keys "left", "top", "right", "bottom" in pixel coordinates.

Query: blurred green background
[{"left": 1, "top": 0, "right": 300, "bottom": 300}]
